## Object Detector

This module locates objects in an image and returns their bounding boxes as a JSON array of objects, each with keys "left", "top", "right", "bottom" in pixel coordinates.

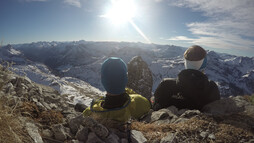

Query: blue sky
[{"left": 1, "top": 0, "right": 254, "bottom": 57}]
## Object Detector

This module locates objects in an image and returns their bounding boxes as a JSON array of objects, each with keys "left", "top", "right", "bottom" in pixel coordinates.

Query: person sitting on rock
[
  {"left": 83, "top": 57, "right": 151, "bottom": 122},
  {"left": 152, "top": 45, "right": 220, "bottom": 111}
]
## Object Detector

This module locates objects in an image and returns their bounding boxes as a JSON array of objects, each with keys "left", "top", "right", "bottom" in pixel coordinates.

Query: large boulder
[
  {"left": 127, "top": 56, "right": 153, "bottom": 100},
  {"left": 202, "top": 96, "right": 253, "bottom": 116}
]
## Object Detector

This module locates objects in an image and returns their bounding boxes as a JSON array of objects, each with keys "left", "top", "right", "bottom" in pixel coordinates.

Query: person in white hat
[{"left": 152, "top": 45, "right": 220, "bottom": 111}]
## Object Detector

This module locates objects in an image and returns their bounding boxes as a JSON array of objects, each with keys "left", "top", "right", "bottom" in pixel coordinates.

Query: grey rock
[
  {"left": 105, "top": 133, "right": 119, "bottom": 143},
  {"left": 180, "top": 110, "right": 201, "bottom": 118},
  {"left": 82, "top": 117, "right": 109, "bottom": 139},
  {"left": 151, "top": 110, "right": 169, "bottom": 122},
  {"left": 208, "top": 134, "right": 216, "bottom": 140},
  {"left": 141, "top": 109, "right": 153, "bottom": 123},
  {"left": 52, "top": 124, "right": 67, "bottom": 141},
  {"left": 121, "top": 138, "right": 129, "bottom": 143},
  {"left": 69, "top": 140, "right": 80, "bottom": 143},
  {"left": 166, "top": 106, "right": 178, "bottom": 115},
  {"left": 49, "top": 103, "right": 58, "bottom": 109},
  {"left": 246, "top": 139, "right": 254, "bottom": 143},
  {"left": 200, "top": 131, "right": 208, "bottom": 138},
  {"left": 26, "top": 122, "right": 44, "bottom": 143},
  {"left": 127, "top": 56, "right": 153, "bottom": 100},
  {"left": 202, "top": 97, "right": 245, "bottom": 115},
  {"left": 74, "top": 103, "right": 87, "bottom": 112},
  {"left": 173, "top": 117, "right": 189, "bottom": 124},
  {"left": 75, "top": 127, "right": 89, "bottom": 142},
  {"left": 42, "top": 129, "right": 54, "bottom": 138},
  {"left": 69, "top": 114, "right": 85, "bottom": 134},
  {"left": 177, "top": 109, "right": 188, "bottom": 116},
  {"left": 131, "top": 130, "right": 147, "bottom": 143},
  {"left": 154, "top": 119, "right": 171, "bottom": 125},
  {"left": 86, "top": 132, "right": 105, "bottom": 143},
  {"left": 160, "top": 133, "right": 177, "bottom": 143}
]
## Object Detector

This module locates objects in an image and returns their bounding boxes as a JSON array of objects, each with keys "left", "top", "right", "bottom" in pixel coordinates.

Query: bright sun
[{"left": 102, "top": 0, "right": 136, "bottom": 24}]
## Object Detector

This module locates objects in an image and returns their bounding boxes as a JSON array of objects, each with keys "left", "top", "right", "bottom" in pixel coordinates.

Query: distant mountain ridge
[{"left": 1, "top": 41, "right": 254, "bottom": 97}]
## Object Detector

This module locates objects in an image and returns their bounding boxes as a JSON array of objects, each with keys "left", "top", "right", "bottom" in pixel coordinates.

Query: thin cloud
[
  {"left": 170, "top": 0, "right": 254, "bottom": 52},
  {"left": 167, "top": 36, "right": 196, "bottom": 41},
  {"left": 64, "top": 0, "right": 81, "bottom": 8},
  {"left": 23, "top": 0, "right": 48, "bottom": 2}
]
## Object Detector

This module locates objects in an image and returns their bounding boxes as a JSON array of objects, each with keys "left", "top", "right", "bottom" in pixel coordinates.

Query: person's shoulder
[
  {"left": 178, "top": 69, "right": 208, "bottom": 79},
  {"left": 179, "top": 69, "right": 205, "bottom": 75}
]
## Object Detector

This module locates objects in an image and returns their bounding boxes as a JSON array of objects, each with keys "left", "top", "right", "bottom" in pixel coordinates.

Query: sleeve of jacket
[
  {"left": 83, "top": 107, "right": 92, "bottom": 117},
  {"left": 206, "top": 81, "right": 220, "bottom": 102},
  {"left": 129, "top": 94, "right": 151, "bottom": 119}
]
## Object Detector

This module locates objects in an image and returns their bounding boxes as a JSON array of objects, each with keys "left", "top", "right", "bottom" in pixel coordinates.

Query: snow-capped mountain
[{"left": 1, "top": 41, "right": 254, "bottom": 97}]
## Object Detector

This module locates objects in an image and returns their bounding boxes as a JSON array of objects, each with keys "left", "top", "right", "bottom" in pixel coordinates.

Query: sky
[{"left": 1, "top": 0, "right": 254, "bottom": 57}]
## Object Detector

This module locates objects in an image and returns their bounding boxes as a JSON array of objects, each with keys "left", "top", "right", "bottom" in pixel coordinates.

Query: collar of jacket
[{"left": 90, "top": 93, "right": 131, "bottom": 113}]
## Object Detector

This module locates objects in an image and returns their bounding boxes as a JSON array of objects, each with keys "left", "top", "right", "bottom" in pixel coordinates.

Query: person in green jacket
[{"left": 83, "top": 57, "right": 151, "bottom": 122}]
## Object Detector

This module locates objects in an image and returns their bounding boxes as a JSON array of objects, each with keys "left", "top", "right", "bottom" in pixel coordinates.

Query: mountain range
[{"left": 1, "top": 40, "right": 253, "bottom": 102}]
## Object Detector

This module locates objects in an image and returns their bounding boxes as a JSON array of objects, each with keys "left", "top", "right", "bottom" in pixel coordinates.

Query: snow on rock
[{"left": 2, "top": 41, "right": 254, "bottom": 98}]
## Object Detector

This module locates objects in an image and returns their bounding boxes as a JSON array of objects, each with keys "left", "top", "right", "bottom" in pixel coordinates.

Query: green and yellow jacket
[{"left": 83, "top": 88, "right": 151, "bottom": 122}]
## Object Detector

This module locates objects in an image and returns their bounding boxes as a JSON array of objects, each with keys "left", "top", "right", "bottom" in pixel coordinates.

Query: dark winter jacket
[{"left": 153, "top": 69, "right": 220, "bottom": 111}]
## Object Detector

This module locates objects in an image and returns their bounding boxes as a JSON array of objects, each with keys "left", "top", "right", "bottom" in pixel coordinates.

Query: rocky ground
[{"left": 0, "top": 60, "right": 254, "bottom": 143}]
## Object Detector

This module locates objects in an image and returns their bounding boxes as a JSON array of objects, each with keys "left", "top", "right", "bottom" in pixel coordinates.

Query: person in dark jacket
[{"left": 152, "top": 45, "right": 220, "bottom": 111}]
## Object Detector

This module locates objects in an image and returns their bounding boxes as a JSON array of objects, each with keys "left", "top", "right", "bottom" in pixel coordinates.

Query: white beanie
[{"left": 184, "top": 45, "right": 207, "bottom": 70}]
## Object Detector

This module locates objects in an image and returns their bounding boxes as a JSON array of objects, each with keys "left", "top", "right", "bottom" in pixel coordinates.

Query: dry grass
[
  {"left": 18, "top": 101, "right": 63, "bottom": 126},
  {"left": 38, "top": 110, "right": 63, "bottom": 126},
  {"left": 131, "top": 114, "right": 254, "bottom": 142},
  {"left": 0, "top": 100, "right": 33, "bottom": 143},
  {"left": 243, "top": 94, "right": 254, "bottom": 105}
]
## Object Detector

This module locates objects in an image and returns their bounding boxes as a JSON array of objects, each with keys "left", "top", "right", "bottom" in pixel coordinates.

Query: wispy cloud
[
  {"left": 64, "top": 0, "right": 81, "bottom": 8},
  {"left": 167, "top": 36, "right": 195, "bottom": 41},
  {"left": 169, "top": 0, "right": 254, "bottom": 52},
  {"left": 23, "top": 0, "right": 48, "bottom": 2}
]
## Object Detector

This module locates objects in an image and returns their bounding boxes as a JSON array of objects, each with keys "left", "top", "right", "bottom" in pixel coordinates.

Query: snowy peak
[{"left": 2, "top": 41, "right": 254, "bottom": 97}]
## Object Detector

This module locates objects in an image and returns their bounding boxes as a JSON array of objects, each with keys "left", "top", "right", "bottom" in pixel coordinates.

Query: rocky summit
[{"left": 0, "top": 62, "right": 254, "bottom": 143}]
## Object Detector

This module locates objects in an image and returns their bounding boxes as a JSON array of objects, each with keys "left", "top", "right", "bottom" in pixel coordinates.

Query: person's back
[
  {"left": 83, "top": 57, "right": 150, "bottom": 122},
  {"left": 153, "top": 45, "right": 220, "bottom": 111}
]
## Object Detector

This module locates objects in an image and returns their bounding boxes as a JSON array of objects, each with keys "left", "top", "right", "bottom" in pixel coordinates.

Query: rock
[
  {"left": 49, "top": 103, "right": 58, "bottom": 109},
  {"left": 52, "top": 124, "right": 67, "bottom": 141},
  {"left": 127, "top": 56, "right": 153, "bottom": 100},
  {"left": 69, "top": 139, "right": 80, "bottom": 143},
  {"left": 166, "top": 106, "right": 178, "bottom": 115},
  {"left": 82, "top": 117, "right": 109, "bottom": 139},
  {"left": 86, "top": 132, "right": 105, "bottom": 143},
  {"left": 69, "top": 114, "right": 85, "bottom": 134},
  {"left": 173, "top": 117, "right": 189, "bottom": 124},
  {"left": 180, "top": 110, "right": 201, "bottom": 118},
  {"left": 121, "top": 138, "right": 129, "bottom": 143},
  {"left": 200, "top": 131, "right": 208, "bottom": 138},
  {"left": 75, "top": 127, "right": 89, "bottom": 142},
  {"left": 160, "top": 133, "right": 177, "bottom": 143},
  {"left": 202, "top": 98, "right": 245, "bottom": 115},
  {"left": 141, "top": 109, "right": 153, "bottom": 123},
  {"left": 154, "top": 119, "right": 171, "bottom": 125},
  {"left": 151, "top": 110, "right": 169, "bottom": 122},
  {"left": 105, "top": 133, "right": 120, "bottom": 143},
  {"left": 131, "top": 130, "right": 147, "bottom": 143},
  {"left": 26, "top": 122, "right": 44, "bottom": 143},
  {"left": 74, "top": 103, "right": 87, "bottom": 112},
  {"left": 208, "top": 134, "right": 216, "bottom": 140},
  {"left": 42, "top": 129, "right": 54, "bottom": 138},
  {"left": 151, "top": 109, "right": 177, "bottom": 123},
  {"left": 177, "top": 109, "right": 188, "bottom": 116}
]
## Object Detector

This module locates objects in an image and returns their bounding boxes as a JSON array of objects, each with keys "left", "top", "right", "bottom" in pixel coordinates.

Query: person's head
[
  {"left": 184, "top": 45, "right": 207, "bottom": 70},
  {"left": 101, "top": 57, "right": 128, "bottom": 95}
]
